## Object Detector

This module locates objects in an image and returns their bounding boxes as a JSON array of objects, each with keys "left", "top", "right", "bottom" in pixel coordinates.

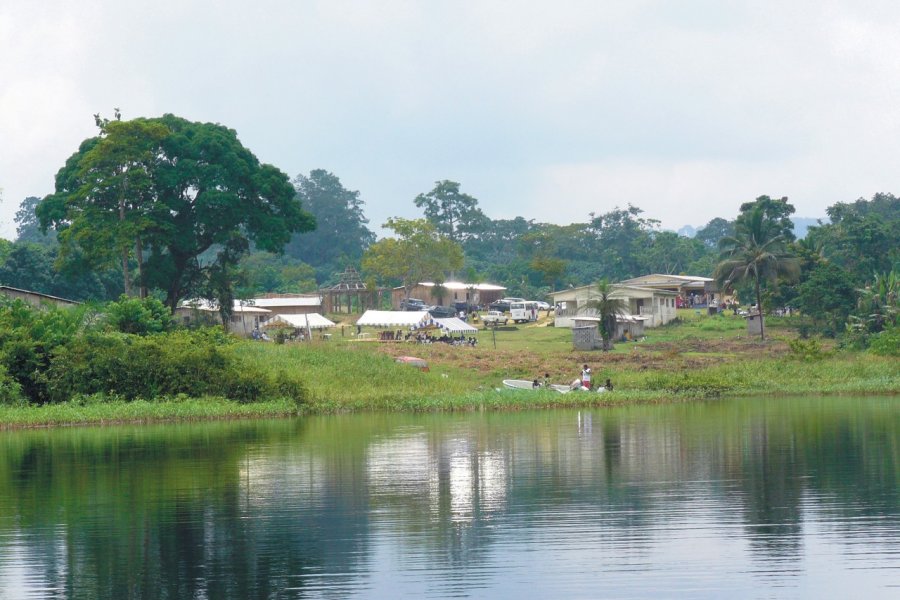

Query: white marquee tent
[
  {"left": 355, "top": 310, "right": 434, "bottom": 329},
  {"left": 265, "top": 313, "right": 336, "bottom": 329},
  {"left": 430, "top": 317, "right": 478, "bottom": 335}
]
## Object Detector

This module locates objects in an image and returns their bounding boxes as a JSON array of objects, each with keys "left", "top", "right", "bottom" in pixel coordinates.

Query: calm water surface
[{"left": 0, "top": 397, "right": 897, "bottom": 599}]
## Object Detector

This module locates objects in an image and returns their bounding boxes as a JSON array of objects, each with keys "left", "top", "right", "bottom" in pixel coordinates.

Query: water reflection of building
[{"left": 365, "top": 433, "right": 508, "bottom": 523}]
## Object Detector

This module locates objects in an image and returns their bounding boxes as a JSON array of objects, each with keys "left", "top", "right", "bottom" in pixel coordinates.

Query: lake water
[{"left": 0, "top": 397, "right": 897, "bottom": 599}]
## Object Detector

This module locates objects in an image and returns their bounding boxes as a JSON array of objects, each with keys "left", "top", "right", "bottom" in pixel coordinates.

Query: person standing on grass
[{"left": 581, "top": 364, "right": 592, "bottom": 390}]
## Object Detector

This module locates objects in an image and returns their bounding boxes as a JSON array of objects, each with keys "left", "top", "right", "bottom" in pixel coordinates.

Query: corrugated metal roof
[{"left": 251, "top": 296, "right": 322, "bottom": 308}]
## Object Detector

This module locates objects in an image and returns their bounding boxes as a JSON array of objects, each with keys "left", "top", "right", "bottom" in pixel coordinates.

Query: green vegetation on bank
[{"left": 2, "top": 299, "right": 897, "bottom": 429}]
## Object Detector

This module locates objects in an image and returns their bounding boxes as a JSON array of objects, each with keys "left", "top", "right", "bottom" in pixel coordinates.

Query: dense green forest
[{"left": 4, "top": 177, "right": 897, "bottom": 325}]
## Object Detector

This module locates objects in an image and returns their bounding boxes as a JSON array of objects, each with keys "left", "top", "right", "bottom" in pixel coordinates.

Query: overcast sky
[{"left": 2, "top": 0, "right": 899, "bottom": 240}]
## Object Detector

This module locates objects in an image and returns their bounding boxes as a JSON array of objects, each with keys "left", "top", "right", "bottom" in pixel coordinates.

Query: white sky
[{"left": 2, "top": 0, "right": 900, "bottom": 240}]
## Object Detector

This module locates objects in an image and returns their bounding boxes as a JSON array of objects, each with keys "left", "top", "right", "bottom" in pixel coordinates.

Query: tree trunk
[
  {"left": 121, "top": 250, "right": 132, "bottom": 297},
  {"left": 135, "top": 235, "right": 146, "bottom": 298},
  {"left": 755, "top": 275, "right": 765, "bottom": 341},
  {"left": 118, "top": 168, "right": 131, "bottom": 296}
]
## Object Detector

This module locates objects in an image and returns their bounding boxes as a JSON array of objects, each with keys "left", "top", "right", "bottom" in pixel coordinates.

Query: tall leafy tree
[
  {"left": 586, "top": 205, "right": 659, "bottom": 280},
  {"left": 361, "top": 218, "right": 463, "bottom": 300},
  {"left": 15, "top": 196, "right": 57, "bottom": 247},
  {"left": 0, "top": 241, "right": 123, "bottom": 301},
  {"left": 238, "top": 252, "right": 317, "bottom": 295},
  {"left": 694, "top": 217, "right": 735, "bottom": 249},
  {"left": 738, "top": 196, "right": 796, "bottom": 242},
  {"left": 579, "top": 280, "right": 628, "bottom": 351},
  {"left": 414, "top": 180, "right": 487, "bottom": 242},
  {"left": 285, "top": 169, "right": 375, "bottom": 281},
  {"left": 795, "top": 262, "right": 858, "bottom": 335},
  {"left": 39, "top": 116, "right": 168, "bottom": 297},
  {"left": 639, "top": 231, "right": 709, "bottom": 275},
  {"left": 715, "top": 203, "right": 800, "bottom": 340},
  {"left": 38, "top": 114, "right": 315, "bottom": 311},
  {"left": 814, "top": 193, "right": 899, "bottom": 283}
]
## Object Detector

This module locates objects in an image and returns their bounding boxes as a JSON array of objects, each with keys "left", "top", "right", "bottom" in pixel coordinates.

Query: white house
[
  {"left": 619, "top": 274, "right": 717, "bottom": 306},
  {"left": 549, "top": 284, "right": 678, "bottom": 328},
  {"left": 175, "top": 300, "right": 271, "bottom": 337}
]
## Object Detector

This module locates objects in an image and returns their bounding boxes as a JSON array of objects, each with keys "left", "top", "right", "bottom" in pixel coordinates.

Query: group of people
[
  {"left": 414, "top": 332, "right": 478, "bottom": 346},
  {"left": 531, "top": 365, "right": 613, "bottom": 392},
  {"left": 571, "top": 364, "right": 613, "bottom": 391}
]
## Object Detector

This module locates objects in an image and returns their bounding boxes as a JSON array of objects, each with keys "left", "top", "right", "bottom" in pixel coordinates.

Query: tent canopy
[
  {"left": 265, "top": 313, "right": 336, "bottom": 329},
  {"left": 431, "top": 317, "right": 478, "bottom": 334},
  {"left": 356, "top": 310, "right": 434, "bottom": 328}
]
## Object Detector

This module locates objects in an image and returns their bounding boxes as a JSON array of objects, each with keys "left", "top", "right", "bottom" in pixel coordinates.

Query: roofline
[{"left": 0, "top": 285, "right": 80, "bottom": 305}]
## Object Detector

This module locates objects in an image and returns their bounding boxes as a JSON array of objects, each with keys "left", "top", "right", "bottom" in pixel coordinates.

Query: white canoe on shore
[
  {"left": 502, "top": 379, "right": 573, "bottom": 394},
  {"left": 502, "top": 379, "right": 608, "bottom": 394}
]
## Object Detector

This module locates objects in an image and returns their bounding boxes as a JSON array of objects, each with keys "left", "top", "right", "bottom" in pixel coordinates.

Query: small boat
[{"left": 502, "top": 379, "right": 572, "bottom": 393}]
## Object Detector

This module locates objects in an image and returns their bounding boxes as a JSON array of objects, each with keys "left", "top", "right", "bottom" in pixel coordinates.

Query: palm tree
[
  {"left": 714, "top": 205, "right": 800, "bottom": 340},
  {"left": 580, "top": 279, "right": 628, "bottom": 350}
]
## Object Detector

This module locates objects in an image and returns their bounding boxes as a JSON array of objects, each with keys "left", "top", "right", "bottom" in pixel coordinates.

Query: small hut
[{"left": 744, "top": 311, "right": 762, "bottom": 336}]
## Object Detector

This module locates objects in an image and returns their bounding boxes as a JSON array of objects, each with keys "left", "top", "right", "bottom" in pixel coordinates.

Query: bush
[
  {"left": 0, "top": 300, "right": 89, "bottom": 403},
  {"left": 104, "top": 296, "right": 173, "bottom": 335},
  {"left": 869, "top": 327, "right": 900, "bottom": 357},
  {"left": 44, "top": 330, "right": 308, "bottom": 405},
  {"left": 0, "top": 363, "right": 25, "bottom": 406},
  {"left": 642, "top": 371, "right": 732, "bottom": 398},
  {"left": 788, "top": 338, "right": 831, "bottom": 361}
]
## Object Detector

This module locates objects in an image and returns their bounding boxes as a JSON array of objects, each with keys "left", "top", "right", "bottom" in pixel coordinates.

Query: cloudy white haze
[{"left": 2, "top": 0, "right": 899, "bottom": 240}]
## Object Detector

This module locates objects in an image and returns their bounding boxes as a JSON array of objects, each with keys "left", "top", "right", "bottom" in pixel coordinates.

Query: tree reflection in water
[{"left": 0, "top": 398, "right": 897, "bottom": 598}]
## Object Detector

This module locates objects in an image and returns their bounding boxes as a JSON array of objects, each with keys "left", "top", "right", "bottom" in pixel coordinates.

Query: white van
[{"left": 510, "top": 301, "right": 539, "bottom": 323}]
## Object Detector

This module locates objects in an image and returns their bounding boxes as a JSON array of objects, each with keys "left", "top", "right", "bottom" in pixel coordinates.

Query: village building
[
  {"left": 549, "top": 283, "right": 678, "bottom": 329},
  {"left": 175, "top": 300, "right": 272, "bottom": 337},
  {"left": 391, "top": 281, "right": 506, "bottom": 310},
  {"left": 0, "top": 285, "right": 79, "bottom": 309},
  {"left": 249, "top": 294, "right": 323, "bottom": 317},
  {"left": 619, "top": 274, "right": 718, "bottom": 307}
]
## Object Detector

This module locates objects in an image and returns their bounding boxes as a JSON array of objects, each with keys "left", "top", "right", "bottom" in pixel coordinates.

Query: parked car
[
  {"left": 489, "top": 299, "right": 511, "bottom": 313},
  {"left": 454, "top": 301, "right": 479, "bottom": 313},
  {"left": 427, "top": 305, "right": 456, "bottom": 318},
  {"left": 400, "top": 298, "right": 427, "bottom": 311},
  {"left": 482, "top": 310, "right": 509, "bottom": 326},
  {"left": 534, "top": 301, "right": 551, "bottom": 311}
]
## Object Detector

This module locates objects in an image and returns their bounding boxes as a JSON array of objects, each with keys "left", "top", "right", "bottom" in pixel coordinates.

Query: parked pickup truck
[{"left": 481, "top": 310, "right": 508, "bottom": 326}]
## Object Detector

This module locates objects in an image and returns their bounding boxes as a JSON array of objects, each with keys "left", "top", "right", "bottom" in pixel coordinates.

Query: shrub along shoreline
[
  {"left": 0, "top": 298, "right": 897, "bottom": 430},
  {"left": 2, "top": 338, "right": 897, "bottom": 429}
]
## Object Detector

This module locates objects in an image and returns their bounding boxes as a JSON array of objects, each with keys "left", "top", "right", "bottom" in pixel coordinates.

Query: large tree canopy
[
  {"left": 414, "top": 180, "right": 487, "bottom": 242},
  {"left": 37, "top": 114, "right": 315, "bottom": 310},
  {"left": 361, "top": 218, "right": 464, "bottom": 299},
  {"left": 284, "top": 169, "right": 375, "bottom": 282}
]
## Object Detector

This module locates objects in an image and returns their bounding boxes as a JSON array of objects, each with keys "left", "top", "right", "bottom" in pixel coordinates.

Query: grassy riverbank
[{"left": 2, "top": 310, "right": 897, "bottom": 428}]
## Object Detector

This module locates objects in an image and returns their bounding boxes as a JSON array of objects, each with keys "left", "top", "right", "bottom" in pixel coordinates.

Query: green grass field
[{"left": 3, "top": 309, "right": 897, "bottom": 428}]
